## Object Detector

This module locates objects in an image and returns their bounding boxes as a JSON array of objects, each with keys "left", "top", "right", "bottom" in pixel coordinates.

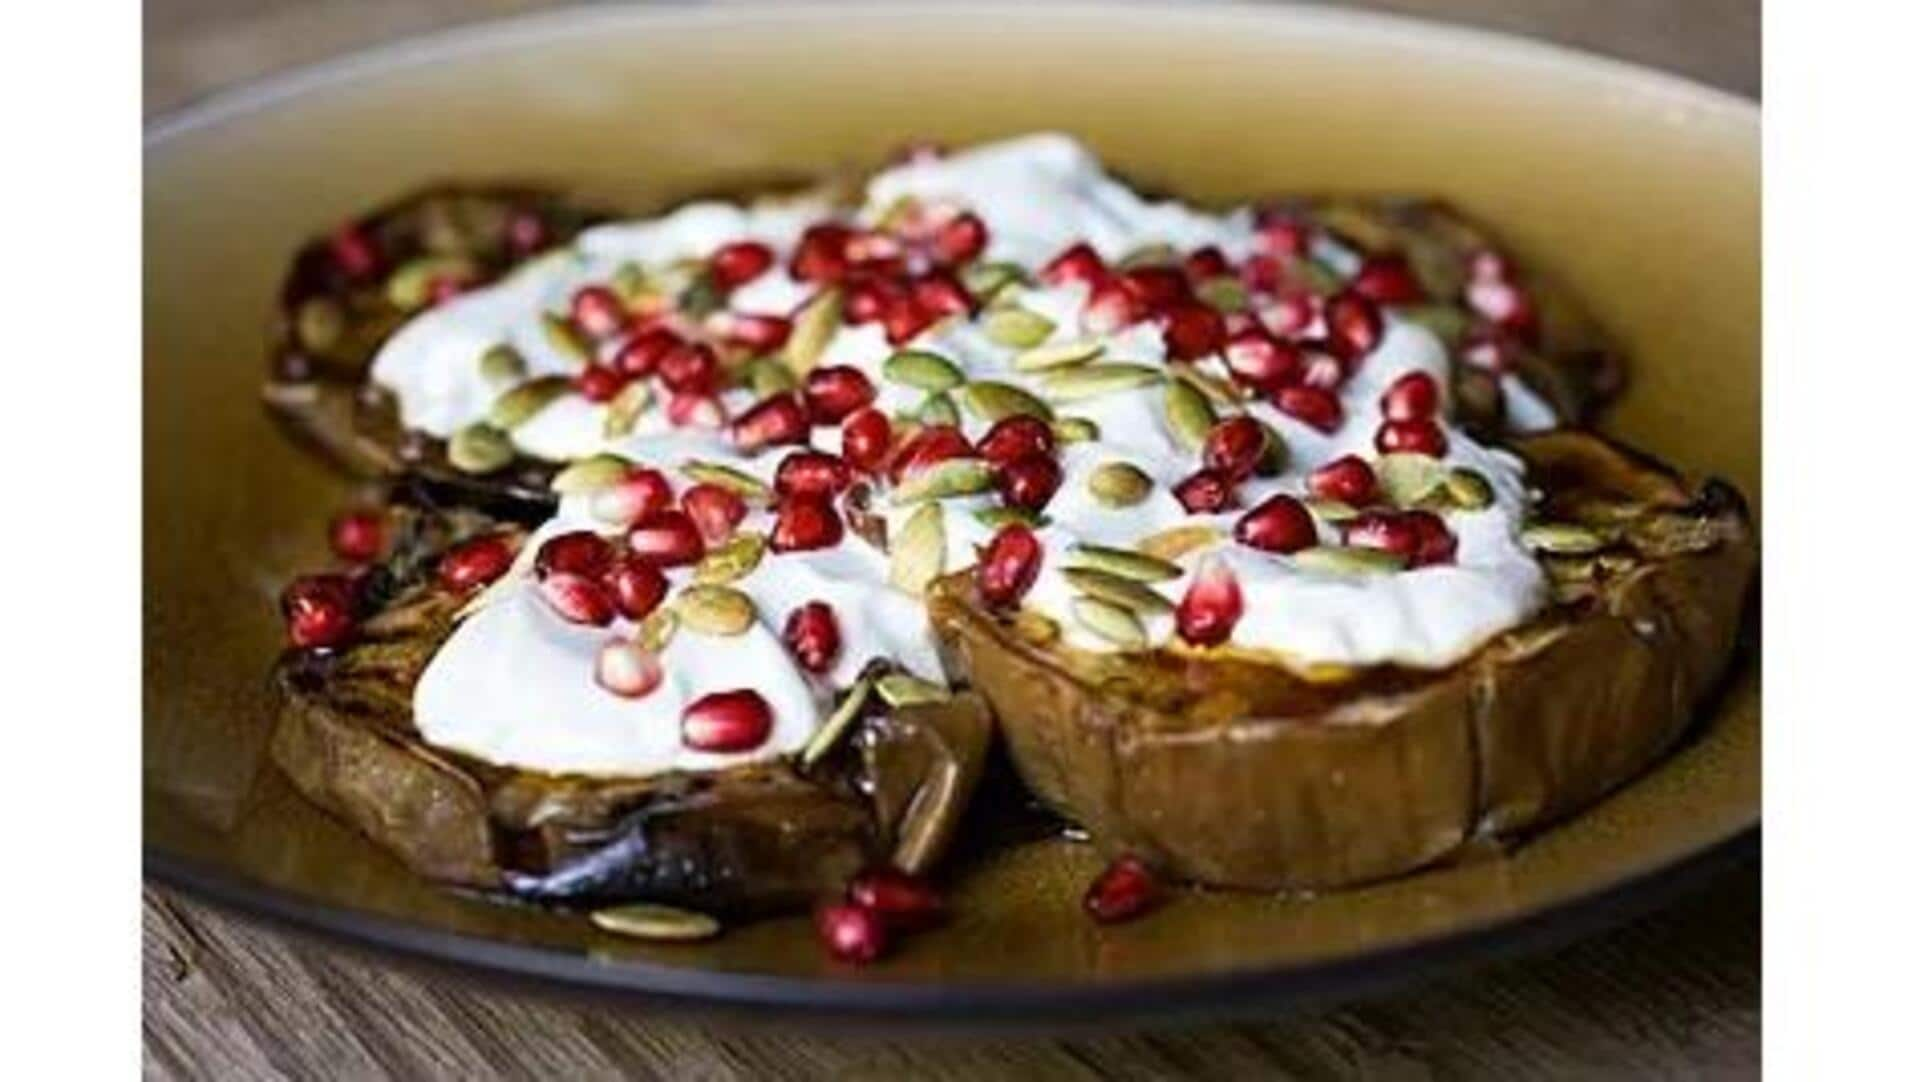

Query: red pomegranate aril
[
  {"left": 1234, "top": 494, "right": 1318, "bottom": 554},
  {"left": 882, "top": 296, "right": 936, "bottom": 345},
  {"left": 847, "top": 867, "right": 944, "bottom": 931},
  {"left": 1466, "top": 278, "right": 1540, "bottom": 342},
  {"left": 1083, "top": 855, "right": 1162, "bottom": 925},
  {"left": 1380, "top": 370, "right": 1441, "bottom": 421},
  {"left": 931, "top": 211, "right": 989, "bottom": 266},
  {"left": 815, "top": 902, "right": 889, "bottom": 964},
  {"left": 328, "top": 510, "right": 384, "bottom": 563},
  {"left": 1467, "top": 248, "right": 1514, "bottom": 282},
  {"left": 437, "top": 534, "right": 515, "bottom": 592},
  {"left": 998, "top": 452, "right": 1064, "bottom": 511},
  {"left": 731, "top": 392, "right": 811, "bottom": 452},
  {"left": 842, "top": 276, "right": 899, "bottom": 325},
  {"left": 1460, "top": 327, "right": 1515, "bottom": 373},
  {"left": 539, "top": 571, "right": 616, "bottom": 626},
  {"left": 1184, "top": 245, "right": 1232, "bottom": 281},
  {"left": 803, "top": 365, "right": 877, "bottom": 425},
  {"left": 1299, "top": 344, "right": 1348, "bottom": 391},
  {"left": 657, "top": 342, "right": 720, "bottom": 394},
  {"left": 1375, "top": 418, "right": 1449, "bottom": 457},
  {"left": 591, "top": 467, "right": 675, "bottom": 526},
  {"left": 709, "top": 240, "right": 775, "bottom": 292},
  {"left": 1343, "top": 511, "right": 1423, "bottom": 560},
  {"left": 1222, "top": 328, "right": 1301, "bottom": 391},
  {"left": 1041, "top": 241, "right": 1106, "bottom": 287},
  {"left": 627, "top": 510, "right": 706, "bottom": 567},
  {"left": 1273, "top": 385, "right": 1344, "bottom": 434},
  {"left": 887, "top": 424, "right": 975, "bottom": 483},
  {"left": 775, "top": 450, "right": 854, "bottom": 499},
  {"left": 426, "top": 277, "right": 468, "bottom": 307},
  {"left": 1083, "top": 277, "right": 1148, "bottom": 334},
  {"left": 328, "top": 224, "right": 380, "bottom": 280},
  {"left": 976, "top": 414, "right": 1056, "bottom": 468},
  {"left": 1323, "top": 291, "right": 1384, "bottom": 359},
  {"left": 1175, "top": 557, "right": 1244, "bottom": 646},
  {"left": 575, "top": 364, "right": 627, "bottom": 403},
  {"left": 790, "top": 223, "right": 854, "bottom": 283},
  {"left": 840, "top": 408, "right": 894, "bottom": 474},
  {"left": 770, "top": 495, "right": 845, "bottom": 553},
  {"left": 1255, "top": 214, "right": 1312, "bottom": 257},
  {"left": 613, "top": 326, "right": 681, "bottom": 377},
  {"left": 682, "top": 690, "right": 774, "bottom": 754},
  {"left": 281, "top": 574, "right": 355, "bottom": 649},
  {"left": 604, "top": 554, "right": 668, "bottom": 620},
  {"left": 1350, "top": 253, "right": 1427, "bottom": 305},
  {"left": 913, "top": 270, "right": 973, "bottom": 319},
  {"left": 569, "top": 285, "right": 628, "bottom": 339},
  {"left": 976, "top": 524, "right": 1043, "bottom": 608},
  {"left": 1261, "top": 292, "right": 1318, "bottom": 338},
  {"left": 536, "top": 530, "right": 615, "bottom": 580},
  {"left": 1403, "top": 509, "right": 1459, "bottom": 567},
  {"left": 1308, "top": 455, "right": 1379, "bottom": 505},
  {"left": 505, "top": 210, "right": 547, "bottom": 255},
  {"left": 1161, "top": 302, "right": 1227, "bottom": 360},
  {"left": 717, "top": 312, "right": 792, "bottom": 353},
  {"left": 594, "top": 638, "right": 663, "bottom": 699},
  {"left": 1122, "top": 266, "right": 1192, "bottom": 310},
  {"left": 845, "top": 229, "right": 905, "bottom": 268},
  {"left": 783, "top": 601, "right": 842, "bottom": 675},
  {"left": 1201, "top": 416, "right": 1268, "bottom": 481},
  {"left": 665, "top": 391, "right": 727, "bottom": 429},
  {"left": 681, "top": 483, "right": 748, "bottom": 544},
  {"left": 1173, "top": 469, "right": 1236, "bottom": 514}
]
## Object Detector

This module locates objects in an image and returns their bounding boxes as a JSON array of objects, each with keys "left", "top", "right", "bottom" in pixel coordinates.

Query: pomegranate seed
[
  {"left": 657, "top": 342, "right": 720, "bottom": 394},
  {"left": 681, "top": 483, "right": 748, "bottom": 544},
  {"left": 1173, "top": 469, "right": 1236, "bottom": 513},
  {"left": 998, "top": 452, "right": 1064, "bottom": 511},
  {"left": 1381, "top": 370, "right": 1441, "bottom": 422},
  {"left": 1241, "top": 253, "right": 1287, "bottom": 293},
  {"left": 575, "top": 364, "right": 627, "bottom": 403},
  {"left": 1323, "top": 291, "right": 1383, "bottom": 359},
  {"left": 976, "top": 414, "right": 1056, "bottom": 468},
  {"left": 931, "top": 211, "right": 989, "bottom": 266},
  {"left": 709, "top": 240, "right": 775, "bottom": 292},
  {"left": 1460, "top": 327, "right": 1515, "bottom": 373},
  {"left": 1403, "top": 509, "right": 1459, "bottom": 567},
  {"left": 536, "top": 530, "right": 615, "bottom": 580},
  {"left": 912, "top": 270, "right": 974, "bottom": 319},
  {"left": 731, "top": 392, "right": 811, "bottom": 452},
  {"left": 1161, "top": 302, "right": 1227, "bottom": 360},
  {"left": 1040, "top": 242, "right": 1106, "bottom": 286},
  {"left": 328, "top": 510, "right": 384, "bottom": 563},
  {"left": 1261, "top": 293, "right": 1318, "bottom": 338},
  {"left": 505, "top": 210, "right": 547, "bottom": 255},
  {"left": 843, "top": 276, "right": 900, "bottom": 325},
  {"left": 847, "top": 867, "right": 944, "bottom": 931},
  {"left": 1222, "top": 328, "right": 1301, "bottom": 391},
  {"left": 666, "top": 391, "right": 727, "bottom": 428},
  {"left": 803, "top": 365, "right": 877, "bottom": 425},
  {"left": 604, "top": 554, "right": 668, "bottom": 620},
  {"left": 627, "top": 510, "right": 706, "bottom": 567},
  {"left": 427, "top": 277, "right": 468, "bottom": 306},
  {"left": 1375, "top": 418, "right": 1449, "bottom": 457},
  {"left": 682, "top": 689, "right": 774, "bottom": 752},
  {"left": 614, "top": 326, "right": 682, "bottom": 377},
  {"left": 328, "top": 224, "right": 380, "bottom": 280},
  {"left": 815, "top": 902, "right": 889, "bottom": 964},
  {"left": 881, "top": 296, "right": 936, "bottom": 345},
  {"left": 840, "top": 408, "right": 894, "bottom": 473},
  {"left": 1273, "top": 385, "right": 1344, "bottom": 434},
  {"left": 1122, "top": 266, "right": 1192, "bottom": 310},
  {"left": 589, "top": 467, "right": 675, "bottom": 526},
  {"left": 1234, "top": 494, "right": 1318, "bottom": 554},
  {"left": 845, "top": 229, "right": 905, "bottom": 268},
  {"left": 1467, "top": 248, "right": 1514, "bottom": 282},
  {"left": 1466, "top": 278, "right": 1539, "bottom": 342},
  {"left": 1175, "top": 556, "right": 1243, "bottom": 646},
  {"left": 281, "top": 574, "right": 355, "bottom": 648},
  {"left": 1084, "top": 277, "right": 1148, "bottom": 334},
  {"left": 770, "top": 495, "right": 845, "bottom": 553},
  {"left": 1083, "top": 855, "right": 1162, "bottom": 924},
  {"left": 975, "top": 524, "right": 1043, "bottom": 608},
  {"left": 887, "top": 424, "right": 975, "bottom": 483},
  {"left": 783, "top": 600, "right": 842, "bottom": 674},
  {"left": 717, "top": 312, "right": 792, "bottom": 353},
  {"left": 1254, "top": 214, "right": 1312, "bottom": 257},
  {"left": 1307, "top": 455, "right": 1378, "bottom": 505},
  {"left": 570, "top": 285, "right": 628, "bottom": 339},
  {"left": 1201, "top": 416, "right": 1268, "bottom": 481},
  {"left": 1344, "top": 511, "right": 1424, "bottom": 563},
  {"left": 775, "top": 450, "right": 854, "bottom": 499},
  {"left": 539, "top": 571, "right": 616, "bottom": 626},
  {"left": 437, "top": 534, "right": 515, "bottom": 592},
  {"left": 1184, "top": 245, "right": 1232, "bottom": 281},
  {"left": 595, "top": 638, "right": 663, "bottom": 698},
  {"left": 791, "top": 223, "right": 854, "bottom": 283},
  {"left": 1350, "top": 253, "right": 1426, "bottom": 304},
  {"left": 1299, "top": 343, "right": 1348, "bottom": 390}
]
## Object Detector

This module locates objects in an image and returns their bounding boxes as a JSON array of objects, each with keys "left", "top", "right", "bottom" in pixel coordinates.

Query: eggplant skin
[
  {"left": 929, "top": 431, "right": 1755, "bottom": 892},
  {"left": 268, "top": 502, "right": 991, "bottom": 917}
]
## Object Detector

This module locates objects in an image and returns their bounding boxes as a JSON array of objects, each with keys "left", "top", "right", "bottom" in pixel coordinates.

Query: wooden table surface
[{"left": 144, "top": 3, "right": 1759, "bottom": 1077}]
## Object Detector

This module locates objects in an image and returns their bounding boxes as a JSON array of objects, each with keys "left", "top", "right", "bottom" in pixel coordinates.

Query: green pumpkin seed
[
  {"left": 478, "top": 344, "right": 527, "bottom": 387},
  {"left": 693, "top": 532, "right": 767, "bottom": 585},
  {"left": 295, "top": 297, "right": 346, "bottom": 352},
  {"left": 1255, "top": 419, "right": 1290, "bottom": 477},
  {"left": 890, "top": 459, "right": 995, "bottom": 505},
  {"left": 1138, "top": 525, "right": 1224, "bottom": 562},
  {"left": 1522, "top": 523, "right": 1607, "bottom": 555},
  {"left": 973, "top": 506, "right": 1048, "bottom": 531},
  {"left": 634, "top": 607, "right": 679, "bottom": 653},
  {"left": 1194, "top": 276, "right": 1249, "bottom": 313},
  {"left": 1293, "top": 546, "right": 1407, "bottom": 575},
  {"left": 550, "top": 453, "right": 632, "bottom": 494},
  {"left": 784, "top": 288, "right": 842, "bottom": 371},
  {"left": 888, "top": 502, "right": 946, "bottom": 595},
  {"left": 1070, "top": 596, "right": 1148, "bottom": 649},
  {"left": 540, "top": 312, "right": 593, "bottom": 368},
  {"left": 875, "top": 672, "right": 950, "bottom": 708},
  {"left": 602, "top": 379, "right": 653, "bottom": 438},
  {"left": 800, "top": 673, "right": 876, "bottom": 769},
  {"left": 1304, "top": 498, "right": 1361, "bottom": 523},
  {"left": 747, "top": 356, "right": 798, "bottom": 397},
  {"left": 1013, "top": 339, "right": 1104, "bottom": 372},
  {"left": 1444, "top": 468, "right": 1496, "bottom": 510},
  {"left": 590, "top": 903, "right": 721, "bottom": 942},
  {"left": 1168, "top": 363, "right": 1243, "bottom": 408},
  {"left": 963, "top": 261, "right": 1028, "bottom": 303},
  {"left": 1051, "top": 416, "right": 1101, "bottom": 444},
  {"left": 487, "top": 376, "right": 571, "bottom": 430},
  {"left": 447, "top": 423, "right": 514, "bottom": 474},
  {"left": 1396, "top": 303, "right": 1471, "bottom": 346},
  {"left": 960, "top": 380, "right": 1053, "bottom": 423},
  {"left": 1377, "top": 452, "right": 1448, "bottom": 508},
  {"left": 982, "top": 307, "right": 1056, "bottom": 349},
  {"left": 678, "top": 274, "right": 724, "bottom": 319},
  {"left": 1065, "top": 543, "right": 1182, "bottom": 583},
  {"left": 610, "top": 261, "right": 651, "bottom": 302},
  {"left": 1163, "top": 377, "right": 1217, "bottom": 450},
  {"left": 680, "top": 460, "right": 772, "bottom": 503},
  {"left": 675, "top": 584, "right": 757, "bottom": 635},
  {"left": 1039, "top": 363, "right": 1164, "bottom": 401},
  {"left": 1087, "top": 461, "right": 1153, "bottom": 508},
  {"left": 385, "top": 255, "right": 477, "bottom": 311},
  {"left": 1064, "top": 567, "right": 1173, "bottom": 614},
  {"left": 884, "top": 350, "right": 965, "bottom": 392},
  {"left": 1299, "top": 259, "right": 1344, "bottom": 296},
  {"left": 1117, "top": 243, "right": 1177, "bottom": 269},
  {"left": 916, "top": 392, "right": 961, "bottom": 427}
]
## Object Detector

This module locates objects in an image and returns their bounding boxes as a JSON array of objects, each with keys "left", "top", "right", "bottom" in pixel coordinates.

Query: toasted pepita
[
  {"left": 1304, "top": 498, "right": 1361, "bottom": 523},
  {"left": 1163, "top": 377, "right": 1217, "bottom": 450},
  {"left": 386, "top": 255, "right": 477, "bottom": 311},
  {"left": 1117, "top": 243, "right": 1178, "bottom": 269},
  {"left": 1051, "top": 416, "right": 1101, "bottom": 443},
  {"left": 889, "top": 502, "right": 946, "bottom": 595},
  {"left": 875, "top": 672, "right": 950, "bottom": 708},
  {"left": 1444, "top": 468, "right": 1496, "bottom": 510},
  {"left": 609, "top": 261, "right": 651, "bottom": 302},
  {"left": 1013, "top": 339, "right": 1104, "bottom": 372},
  {"left": 973, "top": 506, "right": 1047, "bottom": 531},
  {"left": 680, "top": 460, "right": 772, "bottom": 503},
  {"left": 800, "top": 673, "right": 876, "bottom": 769},
  {"left": 674, "top": 584, "right": 757, "bottom": 635},
  {"left": 447, "top": 423, "right": 514, "bottom": 474},
  {"left": 747, "top": 356, "right": 798, "bottom": 397},
  {"left": 982, "top": 307, "right": 1056, "bottom": 349},
  {"left": 1065, "top": 543, "right": 1182, "bottom": 583},
  {"left": 916, "top": 392, "right": 961, "bottom": 427},
  {"left": 478, "top": 344, "right": 527, "bottom": 387},
  {"left": 1377, "top": 452, "right": 1448, "bottom": 508},
  {"left": 1397, "top": 303, "right": 1471, "bottom": 346},
  {"left": 601, "top": 379, "right": 652, "bottom": 438},
  {"left": 960, "top": 380, "right": 1053, "bottom": 423},
  {"left": 890, "top": 459, "right": 995, "bottom": 505},
  {"left": 1522, "top": 522, "right": 1607, "bottom": 555},
  {"left": 634, "top": 607, "right": 679, "bottom": 653},
  {"left": 590, "top": 903, "right": 721, "bottom": 942},
  {"left": 884, "top": 350, "right": 964, "bottom": 392},
  {"left": 1194, "top": 276, "right": 1249, "bottom": 312},
  {"left": 693, "top": 532, "right": 767, "bottom": 584},
  {"left": 1087, "top": 462, "right": 1153, "bottom": 508},
  {"left": 295, "top": 297, "right": 346, "bottom": 352},
  {"left": 1293, "top": 545, "right": 1407, "bottom": 575},
  {"left": 1136, "top": 525, "right": 1223, "bottom": 562},
  {"left": 1039, "top": 363, "right": 1164, "bottom": 401},
  {"left": 1064, "top": 567, "right": 1173, "bottom": 614},
  {"left": 784, "top": 288, "right": 842, "bottom": 372},
  {"left": 1254, "top": 418, "right": 1290, "bottom": 476},
  {"left": 550, "top": 453, "right": 632, "bottom": 494},
  {"left": 539, "top": 311, "right": 593, "bottom": 368},
  {"left": 963, "top": 261, "right": 1028, "bottom": 303},
  {"left": 488, "top": 375, "right": 571, "bottom": 430},
  {"left": 1071, "top": 596, "right": 1149, "bottom": 649}
]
